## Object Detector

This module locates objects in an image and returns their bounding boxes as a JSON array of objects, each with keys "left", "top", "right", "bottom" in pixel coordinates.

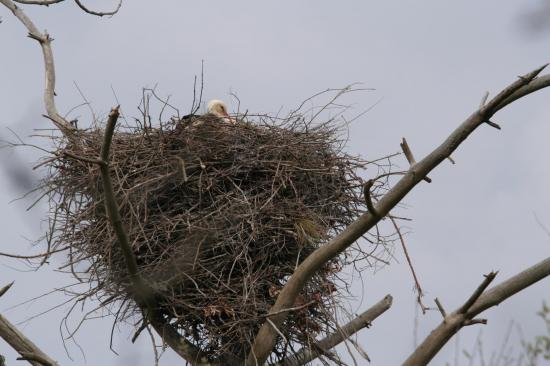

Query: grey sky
[{"left": 1, "top": 1, "right": 549, "bottom": 365}]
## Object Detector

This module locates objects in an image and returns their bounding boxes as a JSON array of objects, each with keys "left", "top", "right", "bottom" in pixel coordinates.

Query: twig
[
  {"left": 0, "top": 282, "right": 13, "bottom": 298},
  {"left": 73, "top": 0, "right": 122, "bottom": 16},
  {"left": 131, "top": 321, "right": 147, "bottom": 343},
  {"left": 484, "top": 120, "right": 501, "bottom": 130},
  {"left": 402, "top": 257, "right": 550, "bottom": 366},
  {"left": 400, "top": 138, "right": 432, "bottom": 183},
  {"left": 434, "top": 298, "right": 447, "bottom": 319},
  {"left": 279, "top": 295, "right": 392, "bottom": 366},
  {"left": 458, "top": 271, "right": 497, "bottom": 314},
  {"left": 266, "top": 319, "right": 288, "bottom": 344},
  {"left": 463, "top": 318, "right": 487, "bottom": 326},
  {"left": 263, "top": 301, "right": 316, "bottom": 318},
  {"left": 390, "top": 216, "right": 428, "bottom": 313},
  {"left": 479, "top": 91, "right": 489, "bottom": 108},
  {"left": 363, "top": 179, "right": 380, "bottom": 218},
  {"left": 12, "top": 0, "right": 64, "bottom": 4},
  {"left": 245, "top": 66, "right": 550, "bottom": 366},
  {"left": 61, "top": 151, "right": 102, "bottom": 165},
  {"left": 0, "top": 246, "right": 67, "bottom": 260}
]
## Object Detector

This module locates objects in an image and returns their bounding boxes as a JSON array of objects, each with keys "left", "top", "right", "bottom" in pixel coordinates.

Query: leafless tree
[{"left": 1, "top": 2, "right": 550, "bottom": 366}]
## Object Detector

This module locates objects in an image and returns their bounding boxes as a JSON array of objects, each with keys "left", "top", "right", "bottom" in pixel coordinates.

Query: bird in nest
[
  {"left": 206, "top": 99, "right": 236, "bottom": 124},
  {"left": 180, "top": 99, "right": 237, "bottom": 126}
]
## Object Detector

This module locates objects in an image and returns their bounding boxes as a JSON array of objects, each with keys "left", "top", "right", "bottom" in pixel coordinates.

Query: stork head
[{"left": 207, "top": 99, "right": 230, "bottom": 118}]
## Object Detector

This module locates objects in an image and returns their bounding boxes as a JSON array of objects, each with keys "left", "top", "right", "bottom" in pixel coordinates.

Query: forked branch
[
  {"left": 246, "top": 65, "right": 550, "bottom": 365},
  {"left": 402, "top": 257, "right": 550, "bottom": 365},
  {"left": 279, "top": 295, "right": 393, "bottom": 366}
]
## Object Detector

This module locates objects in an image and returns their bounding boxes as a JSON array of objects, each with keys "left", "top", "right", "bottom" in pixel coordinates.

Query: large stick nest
[{"left": 44, "top": 107, "right": 385, "bottom": 362}]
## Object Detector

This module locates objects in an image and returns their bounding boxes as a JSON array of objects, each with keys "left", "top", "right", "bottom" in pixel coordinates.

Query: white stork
[{"left": 207, "top": 99, "right": 236, "bottom": 124}]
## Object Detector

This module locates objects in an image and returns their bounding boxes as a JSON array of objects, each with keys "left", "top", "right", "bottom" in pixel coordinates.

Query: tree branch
[
  {"left": 279, "top": 295, "right": 393, "bottom": 366},
  {"left": 73, "top": 0, "right": 122, "bottom": 17},
  {"left": 12, "top": 0, "right": 64, "bottom": 5},
  {"left": 402, "top": 257, "right": 550, "bottom": 366},
  {"left": 245, "top": 65, "right": 550, "bottom": 366},
  {"left": 0, "top": 283, "right": 59, "bottom": 366},
  {"left": 0, "top": 0, "right": 74, "bottom": 133}
]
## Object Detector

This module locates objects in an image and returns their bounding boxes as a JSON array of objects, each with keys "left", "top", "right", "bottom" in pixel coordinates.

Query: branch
[
  {"left": 99, "top": 106, "right": 144, "bottom": 296},
  {"left": 402, "top": 257, "right": 550, "bottom": 365},
  {"left": 457, "top": 271, "right": 497, "bottom": 314},
  {"left": 245, "top": 65, "right": 550, "bottom": 366},
  {"left": 73, "top": 0, "right": 122, "bottom": 17},
  {"left": 0, "top": 0, "right": 74, "bottom": 133},
  {"left": 12, "top": 0, "right": 64, "bottom": 4},
  {"left": 279, "top": 295, "right": 393, "bottom": 366},
  {"left": 0, "top": 283, "right": 59, "bottom": 366},
  {"left": 11, "top": 0, "right": 122, "bottom": 17}
]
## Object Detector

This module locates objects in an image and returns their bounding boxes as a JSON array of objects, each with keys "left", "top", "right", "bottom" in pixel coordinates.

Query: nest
[{"left": 44, "top": 110, "right": 380, "bottom": 363}]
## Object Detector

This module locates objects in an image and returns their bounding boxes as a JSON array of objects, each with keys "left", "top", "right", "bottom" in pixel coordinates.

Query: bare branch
[
  {"left": 0, "top": 284, "right": 59, "bottom": 366},
  {"left": 434, "top": 298, "right": 446, "bottom": 319},
  {"left": 99, "top": 106, "right": 143, "bottom": 294},
  {"left": 484, "top": 120, "right": 501, "bottom": 129},
  {"left": 402, "top": 257, "right": 550, "bottom": 366},
  {"left": 400, "top": 138, "right": 432, "bottom": 183},
  {"left": 0, "top": 0, "right": 74, "bottom": 133},
  {"left": 363, "top": 179, "right": 380, "bottom": 218},
  {"left": 245, "top": 65, "right": 550, "bottom": 366},
  {"left": 73, "top": 0, "right": 122, "bottom": 17},
  {"left": 280, "top": 295, "right": 393, "bottom": 366},
  {"left": 457, "top": 271, "right": 497, "bottom": 314}
]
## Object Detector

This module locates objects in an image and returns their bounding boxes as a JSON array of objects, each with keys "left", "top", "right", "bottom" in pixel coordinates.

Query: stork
[{"left": 207, "top": 99, "right": 236, "bottom": 124}]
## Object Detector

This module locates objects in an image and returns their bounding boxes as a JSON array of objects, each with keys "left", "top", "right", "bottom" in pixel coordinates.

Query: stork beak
[{"left": 223, "top": 112, "right": 237, "bottom": 124}]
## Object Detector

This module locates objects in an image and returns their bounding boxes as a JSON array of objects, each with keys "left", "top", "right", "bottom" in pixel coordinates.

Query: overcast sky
[{"left": 1, "top": 1, "right": 549, "bottom": 365}]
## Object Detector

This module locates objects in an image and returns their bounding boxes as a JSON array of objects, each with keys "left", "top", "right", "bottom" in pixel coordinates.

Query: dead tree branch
[
  {"left": 279, "top": 295, "right": 393, "bottom": 366},
  {"left": 12, "top": 0, "right": 64, "bottom": 5},
  {"left": 0, "top": 283, "right": 59, "bottom": 366},
  {"left": 11, "top": 0, "right": 122, "bottom": 17},
  {"left": 245, "top": 65, "right": 550, "bottom": 366},
  {"left": 0, "top": 0, "right": 74, "bottom": 133},
  {"left": 402, "top": 257, "right": 550, "bottom": 365},
  {"left": 73, "top": 0, "right": 122, "bottom": 17}
]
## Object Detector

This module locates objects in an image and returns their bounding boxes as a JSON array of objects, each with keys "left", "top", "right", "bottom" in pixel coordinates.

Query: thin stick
[
  {"left": 363, "top": 179, "right": 380, "bottom": 218},
  {"left": 458, "top": 271, "right": 497, "bottom": 314},
  {"left": 73, "top": 0, "right": 122, "bottom": 16},
  {"left": 390, "top": 216, "right": 428, "bottom": 313}
]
